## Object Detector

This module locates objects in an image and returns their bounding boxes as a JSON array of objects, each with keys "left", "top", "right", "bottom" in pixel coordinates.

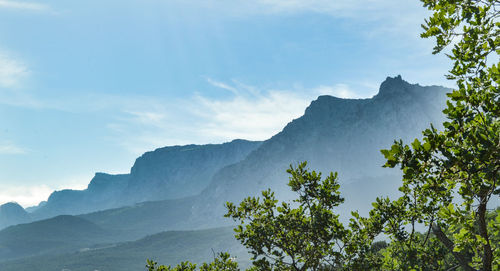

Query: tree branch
[{"left": 431, "top": 223, "right": 477, "bottom": 271}]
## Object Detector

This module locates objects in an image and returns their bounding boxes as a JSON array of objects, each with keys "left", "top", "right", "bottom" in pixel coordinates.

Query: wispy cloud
[
  {"left": 206, "top": 77, "right": 239, "bottom": 95},
  {"left": 0, "top": 73, "right": 372, "bottom": 155},
  {"left": 192, "top": 90, "right": 308, "bottom": 140},
  {"left": 0, "top": 50, "right": 29, "bottom": 88},
  {"left": 314, "top": 84, "right": 364, "bottom": 99},
  {"left": 190, "top": 80, "right": 371, "bottom": 140},
  {"left": 0, "top": 141, "right": 27, "bottom": 155},
  {"left": 104, "top": 79, "right": 372, "bottom": 154},
  {"left": 0, "top": 0, "right": 51, "bottom": 12}
]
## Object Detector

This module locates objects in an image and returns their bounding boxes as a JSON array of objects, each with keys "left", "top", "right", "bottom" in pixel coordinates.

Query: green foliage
[
  {"left": 146, "top": 252, "right": 239, "bottom": 271},
  {"left": 375, "top": 0, "right": 500, "bottom": 270},
  {"left": 225, "top": 162, "right": 380, "bottom": 270},
  {"left": 225, "top": 162, "right": 344, "bottom": 270}
]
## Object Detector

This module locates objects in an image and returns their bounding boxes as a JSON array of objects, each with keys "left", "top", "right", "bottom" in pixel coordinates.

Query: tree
[
  {"left": 148, "top": 163, "right": 381, "bottom": 271},
  {"left": 146, "top": 252, "right": 239, "bottom": 271},
  {"left": 225, "top": 162, "right": 378, "bottom": 271},
  {"left": 374, "top": 0, "right": 499, "bottom": 270}
]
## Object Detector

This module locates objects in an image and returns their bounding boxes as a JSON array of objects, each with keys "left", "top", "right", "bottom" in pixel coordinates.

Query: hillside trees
[{"left": 374, "top": 0, "right": 499, "bottom": 270}]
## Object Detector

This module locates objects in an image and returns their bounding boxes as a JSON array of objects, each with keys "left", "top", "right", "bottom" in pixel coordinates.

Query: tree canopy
[{"left": 376, "top": 0, "right": 499, "bottom": 270}]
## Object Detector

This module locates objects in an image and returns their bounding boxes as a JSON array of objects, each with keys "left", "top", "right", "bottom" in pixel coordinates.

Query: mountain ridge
[
  {"left": 23, "top": 139, "right": 262, "bottom": 223},
  {"left": 0, "top": 76, "right": 453, "bottom": 267},
  {"left": 1, "top": 76, "right": 450, "bottom": 234}
]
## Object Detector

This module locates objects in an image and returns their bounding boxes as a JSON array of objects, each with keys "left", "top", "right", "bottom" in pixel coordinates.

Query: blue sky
[{"left": 0, "top": 0, "right": 452, "bottom": 207}]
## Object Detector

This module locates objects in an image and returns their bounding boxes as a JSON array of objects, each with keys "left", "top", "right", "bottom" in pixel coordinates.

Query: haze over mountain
[
  {"left": 24, "top": 140, "right": 262, "bottom": 222},
  {"left": 192, "top": 75, "right": 449, "bottom": 224},
  {"left": 0, "top": 215, "right": 114, "bottom": 261},
  {"left": 0, "top": 76, "right": 451, "bottom": 269},
  {"left": 0, "top": 227, "right": 248, "bottom": 271}
]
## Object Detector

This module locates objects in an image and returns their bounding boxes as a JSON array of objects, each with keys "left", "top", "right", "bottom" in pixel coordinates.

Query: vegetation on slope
[{"left": 0, "top": 227, "right": 248, "bottom": 271}]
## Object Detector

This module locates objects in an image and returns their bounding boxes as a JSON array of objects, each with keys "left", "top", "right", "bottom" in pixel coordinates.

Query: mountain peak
[
  {"left": 0, "top": 202, "right": 30, "bottom": 229},
  {"left": 0, "top": 202, "right": 24, "bottom": 212},
  {"left": 375, "top": 75, "right": 414, "bottom": 98}
]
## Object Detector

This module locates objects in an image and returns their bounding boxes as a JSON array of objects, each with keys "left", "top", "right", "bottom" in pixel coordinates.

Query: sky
[{"left": 0, "top": 0, "right": 452, "bottom": 207}]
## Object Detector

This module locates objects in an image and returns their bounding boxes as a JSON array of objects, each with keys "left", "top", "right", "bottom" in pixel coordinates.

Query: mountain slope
[
  {"left": 0, "top": 215, "right": 114, "bottom": 261},
  {"left": 80, "top": 196, "right": 196, "bottom": 241},
  {"left": 0, "top": 227, "right": 249, "bottom": 271}
]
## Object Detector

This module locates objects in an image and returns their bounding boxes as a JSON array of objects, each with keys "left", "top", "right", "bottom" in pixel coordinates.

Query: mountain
[
  {"left": 190, "top": 75, "right": 449, "bottom": 224},
  {"left": 31, "top": 173, "right": 130, "bottom": 220},
  {"left": 27, "top": 139, "right": 262, "bottom": 221},
  {"left": 0, "top": 203, "right": 31, "bottom": 229},
  {"left": 0, "top": 227, "right": 249, "bottom": 271},
  {"left": 0, "top": 76, "right": 451, "bottom": 269},
  {"left": 80, "top": 196, "right": 197, "bottom": 241},
  {"left": 123, "top": 139, "right": 263, "bottom": 203},
  {"left": 7, "top": 76, "right": 449, "bottom": 231},
  {"left": 0, "top": 215, "right": 114, "bottom": 262},
  {"left": 42, "top": 76, "right": 451, "bottom": 234}
]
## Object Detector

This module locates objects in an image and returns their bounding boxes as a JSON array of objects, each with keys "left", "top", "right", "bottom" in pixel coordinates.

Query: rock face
[
  {"left": 123, "top": 139, "right": 264, "bottom": 203},
  {"left": 0, "top": 203, "right": 31, "bottom": 229},
  {"left": 27, "top": 139, "right": 262, "bottom": 222}
]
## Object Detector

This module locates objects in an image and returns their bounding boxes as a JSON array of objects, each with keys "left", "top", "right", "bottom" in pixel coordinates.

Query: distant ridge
[
  {"left": 25, "top": 139, "right": 262, "bottom": 222},
  {"left": 0, "top": 203, "right": 30, "bottom": 229},
  {"left": 0, "top": 215, "right": 112, "bottom": 261}
]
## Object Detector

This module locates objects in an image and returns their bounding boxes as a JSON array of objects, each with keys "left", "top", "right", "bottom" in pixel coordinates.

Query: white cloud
[
  {"left": 191, "top": 90, "right": 310, "bottom": 141},
  {"left": 0, "top": 0, "right": 51, "bottom": 12},
  {"left": 0, "top": 50, "right": 29, "bottom": 88},
  {"left": 190, "top": 81, "right": 373, "bottom": 141},
  {"left": 0, "top": 184, "right": 53, "bottom": 208},
  {"left": 314, "top": 84, "right": 364, "bottom": 99},
  {"left": 0, "top": 174, "right": 91, "bottom": 208}
]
